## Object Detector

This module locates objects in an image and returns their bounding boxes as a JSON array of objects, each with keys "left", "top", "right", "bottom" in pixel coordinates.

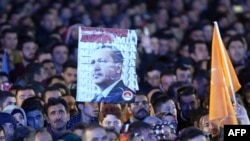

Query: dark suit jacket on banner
[{"left": 91, "top": 80, "right": 134, "bottom": 103}]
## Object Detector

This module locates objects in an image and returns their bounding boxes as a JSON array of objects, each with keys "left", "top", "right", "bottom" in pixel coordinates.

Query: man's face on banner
[{"left": 90, "top": 48, "right": 121, "bottom": 87}]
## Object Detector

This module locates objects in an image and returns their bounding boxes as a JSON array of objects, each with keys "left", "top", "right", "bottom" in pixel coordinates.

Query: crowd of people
[{"left": 1, "top": 0, "right": 250, "bottom": 141}]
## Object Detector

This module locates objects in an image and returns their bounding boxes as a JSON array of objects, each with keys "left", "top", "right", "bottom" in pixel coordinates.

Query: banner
[{"left": 76, "top": 27, "right": 138, "bottom": 103}]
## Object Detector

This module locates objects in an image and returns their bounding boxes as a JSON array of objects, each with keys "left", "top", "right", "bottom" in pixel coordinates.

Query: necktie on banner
[{"left": 209, "top": 22, "right": 241, "bottom": 127}]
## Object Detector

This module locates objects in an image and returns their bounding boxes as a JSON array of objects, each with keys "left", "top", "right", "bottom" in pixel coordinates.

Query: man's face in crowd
[
  {"left": 1, "top": 33, "right": 18, "bottom": 50},
  {"left": 193, "top": 43, "right": 209, "bottom": 62},
  {"left": 16, "top": 89, "right": 35, "bottom": 107},
  {"left": 228, "top": 40, "right": 246, "bottom": 64},
  {"left": 179, "top": 94, "right": 199, "bottom": 119},
  {"left": 43, "top": 62, "right": 56, "bottom": 78},
  {"left": 176, "top": 68, "right": 192, "bottom": 83},
  {"left": 1, "top": 96, "right": 16, "bottom": 111},
  {"left": 41, "top": 13, "right": 57, "bottom": 32},
  {"left": 80, "top": 102, "right": 99, "bottom": 118},
  {"left": 199, "top": 115, "right": 219, "bottom": 138},
  {"left": 52, "top": 45, "right": 69, "bottom": 65},
  {"left": 61, "top": 67, "right": 77, "bottom": 85},
  {"left": 62, "top": 95, "right": 78, "bottom": 117},
  {"left": 160, "top": 75, "right": 176, "bottom": 92},
  {"left": 131, "top": 95, "right": 150, "bottom": 120},
  {"left": 101, "top": 114, "right": 122, "bottom": 134},
  {"left": 27, "top": 110, "right": 44, "bottom": 129},
  {"left": 84, "top": 127, "right": 108, "bottom": 141},
  {"left": 13, "top": 112, "right": 25, "bottom": 126},
  {"left": 147, "top": 70, "right": 161, "bottom": 87},
  {"left": 46, "top": 104, "right": 69, "bottom": 131},
  {"left": 21, "top": 42, "right": 37, "bottom": 62},
  {"left": 158, "top": 99, "right": 177, "bottom": 117},
  {"left": 91, "top": 48, "right": 121, "bottom": 87},
  {"left": 35, "top": 130, "right": 53, "bottom": 141},
  {"left": 44, "top": 90, "right": 62, "bottom": 103}
]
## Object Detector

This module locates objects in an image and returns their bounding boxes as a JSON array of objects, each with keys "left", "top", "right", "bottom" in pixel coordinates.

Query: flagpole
[{"left": 213, "top": 21, "right": 237, "bottom": 104}]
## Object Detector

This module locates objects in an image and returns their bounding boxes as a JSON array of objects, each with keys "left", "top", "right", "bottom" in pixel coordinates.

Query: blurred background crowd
[{"left": 0, "top": 0, "right": 250, "bottom": 141}]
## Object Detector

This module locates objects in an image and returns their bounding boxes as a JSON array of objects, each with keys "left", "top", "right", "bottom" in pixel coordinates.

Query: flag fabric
[
  {"left": 209, "top": 22, "right": 241, "bottom": 126},
  {"left": 2, "top": 49, "right": 9, "bottom": 74}
]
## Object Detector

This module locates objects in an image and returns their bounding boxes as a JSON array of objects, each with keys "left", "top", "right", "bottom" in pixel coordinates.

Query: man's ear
[
  {"left": 116, "top": 63, "right": 122, "bottom": 74},
  {"left": 77, "top": 103, "right": 84, "bottom": 111}
]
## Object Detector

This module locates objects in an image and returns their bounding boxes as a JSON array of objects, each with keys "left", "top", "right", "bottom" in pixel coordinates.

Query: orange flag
[{"left": 209, "top": 22, "right": 241, "bottom": 126}]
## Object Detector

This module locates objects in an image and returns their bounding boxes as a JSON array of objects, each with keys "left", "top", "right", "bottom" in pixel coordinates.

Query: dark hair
[
  {"left": 152, "top": 95, "right": 174, "bottom": 114},
  {"left": 35, "top": 48, "right": 51, "bottom": 61},
  {"left": 13, "top": 126, "right": 36, "bottom": 141},
  {"left": 49, "top": 82, "right": 70, "bottom": 95},
  {"left": 177, "top": 85, "right": 197, "bottom": 102},
  {"left": 178, "top": 127, "right": 206, "bottom": 141},
  {"left": 41, "top": 59, "right": 54, "bottom": 65},
  {"left": 60, "top": 132, "right": 82, "bottom": 141},
  {"left": 21, "top": 96, "right": 44, "bottom": 115},
  {"left": 128, "top": 121, "right": 152, "bottom": 134},
  {"left": 46, "top": 75, "right": 65, "bottom": 86},
  {"left": 0, "top": 91, "right": 15, "bottom": 107},
  {"left": 167, "top": 81, "right": 190, "bottom": 102},
  {"left": 82, "top": 124, "right": 106, "bottom": 140},
  {"left": 42, "top": 85, "right": 62, "bottom": 102},
  {"left": 1, "top": 28, "right": 17, "bottom": 38},
  {"left": 24, "top": 63, "right": 43, "bottom": 81},
  {"left": 50, "top": 43, "right": 68, "bottom": 54},
  {"left": 18, "top": 36, "right": 36, "bottom": 51},
  {"left": 188, "top": 40, "right": 207, "bottom": 54},
  {"left": 226, "top": 35, "right": 247, "bottom": 49},
  {"left": 44, "top": 97, "right": 69, "bottom": 115},
  {"left": 71, "top": 122, "right": 88, "bottom": 132},
  {"left": 16, "top": 85, "right": 35, "bottom": 96},
  {"left": 62, "top": 59, "right": 77, "bottom": 72},
  {"left": 97, "top": 45, "right": 123, "bottom": 63}
]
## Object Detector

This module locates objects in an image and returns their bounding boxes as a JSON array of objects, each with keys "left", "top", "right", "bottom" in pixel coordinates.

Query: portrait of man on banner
[
  {"left": 76, "top": 27, "right": 138, "bottom": 104},
  {"left": 89, "top": 45, "right": 134, "bottom": 103}
]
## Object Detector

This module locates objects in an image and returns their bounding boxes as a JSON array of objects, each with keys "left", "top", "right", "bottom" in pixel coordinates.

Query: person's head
[
  {"left": 42, "top": 59, "right": 56, "bottom": 79},
  {"left": 21, "top": 97, "right": 45, "bottom": 129},
  {"left": 12, "top": 126, "right": 36, "bottom": 141},
  {"left": 226, "top": 35, "right": 247, "bottom": 64},
  {"left": 35, "top": 48, "right": 52, "bottom": 63},
  {"left": 61, "top": 59, "right": 77, "bottom": 85},
  {"left": 16, "top": 86, "right": 35, "bottom": 107},
  {"left": 42, "top": 85, "right": 62, "bottom": 103},
  {"left": 47, "top": 75, "right": 66, "bottom": 86},
  {"left": 49, "top": 82, "right": 71, "bottom": 95},
  {"left": 0, "top": 112, "right": 17, "bottom": 141},
  {"left": 156, "top": 112, "right": 178, "bottom": 132},
  {"left": 129, "top": 92, "right": 150, "bottom": 121},
  {"left": 3, "top": 105, "right": 27, "bottom": 126},
  {"left": 82, "top": 124, "right": 108, "bottom": 141},
  {"left": 192, "top": 69, "right": 210, "bottom": 100},
  {"left": 146, "top": 65, "right": 161, "bottom": 88},
  {"left": 128, "top": 121, "right": 157, "bottom": 141},
  {"left": 178, "top": 127, "right": 208, "bottom": 141},
  {"left": 61, "top": 94, "right": 78, "bottom": 117},
  {"left": 90, "top": 45, "right": 123, "bottom": 90},
  {"left": 51, "top": 43, "right": 69, "bottom": 66},
  {"left": 40, "top": 11, "right": 57, "bottom": 32},
  {"left": 175, "top": 65, "right": 193, "bottom": 83},
  {"left": 0, "top": 71, "right": 9, "bottom": 84},
  {"left": 18, "top": 36, "right": 38, "bottom": 63},
  {"left": 189, "top": 40, "right": 209, "bottom": 62},
  {"left": 71, "top": 123, "right": 88, "bottom": 138},
  {"left": 44, "top": 97, "right": 70, "bottom": 131},
  {"left": 34, "top": 127, "right": 52, "bottom": 141},
  {"left": 99, "top": 104, "right": 122, "bottom": 134},
  {"left": 167, "top": 81, "right": 191, "bottom": 102},
  {"left": 0, "top": 91, "right": 16, "bottom": 111},
  {"left": 106, "top": 129, "right": 119, "bottom": 141},
  {"left": 152, "top": 95, "right": 177, "bottom": 117},
  {"left": 26, "top": 82, "right": 45, "bottom": 98},
  {"left": 24, "top": 62, "right": 47, "bottom": 83},
  {"left": 1, "top": 28, "right": 18, "bottom": 50},
  {"left": 77, "top": 102, "right": 99, "bottom": 119},
  {"left": 177, "top": 85, "right": 200, "bottom": 120},
  {"left": 160, "top": 70, "right": 177, "bottom": 92}
]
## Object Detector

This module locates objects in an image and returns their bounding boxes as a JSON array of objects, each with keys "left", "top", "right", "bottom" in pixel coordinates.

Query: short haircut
[
  {"left": 50, "top": 43, "right": 68, "bottom": 54},
  {"left": 152, "top": 95, "right": 174, "bottom": 114},
  {"left": 96, "top": 45, "right": 123, "bottom": 63},
  {"left": 1, "top": 27, "right": 17, "bottom": 38},
  {"left": 160, "top": 70, "right": 175, "bottom": 79},
  {"left": 35, "top": 48, "right": 51, "bottom": 61},
  {"left": 71, "top": 122, "right": 88, "bottom": 132},
  {"left": 44, "top": 97, "right": 69, "bottom": 115},
  {"left": 128, "top": 121, "right": 152, "bottom": 134},
  {"left": 13, "top": 126, "right": 36, "bottom": 141},
  {"left": 99, "top": 104, "right": 122, "bottom": 121},
  {"left": 62, "top": 59, "right": 77, "bottom": 72},
  {"left": 41, "top": 59, "right": 54, "bottom": 66},
  {"left": 82, "top": 124, "right": 106, "bottom": 140},
  {"left": 0, "top": 91, "right": 15, "bottom": 107},
  {"left": 46, "top": 75, "right": 65, "bottom": 86},
  {"left": 24, "top": 63, "right": 43, "bottom": 81},
  {"left": 49, "top": 82, "right": 70, "bottom": 95},
  {"left": 18, "top": 36, "right": 36, "bottom": 51},
  {"left": 41, "top": 85, "right": 62, "bottom": 102},
  {"left": 16, "top": 85, "right": 35, "bottom": 96},
  {"left": 226, "top": 35, "right": 247, "bottom": 49},
  {"left": 21, "top": 96, "right": 44, "bottom": 115},
  {"left": 177, "top": 85, "right": 197, "bottom": 102},
  {"left": 188, "top": 40, "right": 207, "bottom": 54},
  {"left": 178, "top": 127, "right": 206, "bottom": 141}
]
